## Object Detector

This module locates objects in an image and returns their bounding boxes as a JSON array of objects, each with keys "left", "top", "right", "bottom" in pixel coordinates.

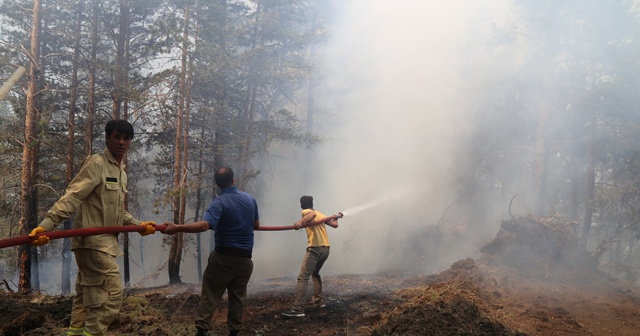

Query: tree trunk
[
  {"left": 210, "top": 0, "right": 228, "bottom": 254},
  {"left": 236, "top": 2, "right": 263, "bottom": 188},
  {"left": 626, "top": 233, "right": 635, "bottom": 281},
  {"left": 180, "top": 1, "right": 192, "bottom": 231},
  {"left": 19, "top": 0, "right": 43, "bottom": 292},
  {"left": 192, "top": 1, "right": 203, "bottom": 283},
  {"left": 303, "top": 60, "right": 316, "bottom": 190},
  {"left": 214, "top": 0, "right": 227, "bottom": 172},
  {"left": 169, "top": 1, "right": 190, "bottom": 284},
  {"left": 238, "top": 85, "right": 257, "bottom": 189},
  {"left": 120, "top": 0, "right": 132, "bottom": 287},
  {"left": 112, "top": 0, "right": 129, "bottom": 119},
  {"left": 86, "top": 0, "right": 98, "bottom": 155},
  {"left": 61, "top": 0, "right": 84, "bottom": 295},
  {"left": 168, "top": 106, "right": 183, "bottom": 284},
  {"left": 195, "top": 123, "right": 205, "bottom": 282},
  {"left": 533, "top": 103, "right": 549, "bottom": 215},
  {"left": 568, "top": 158, "right": 580, "bottom": 221},
  {"left": 30, "top": 120, "right": 41, "bottom": 291},
  {"left": 581, "top": 109, "right": 596, "bottom": 248}
]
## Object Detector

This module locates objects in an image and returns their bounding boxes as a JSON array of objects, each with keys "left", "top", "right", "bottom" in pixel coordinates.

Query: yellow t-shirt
[{"left": 302, "top": 208, "right": 331, "bottom": 247}]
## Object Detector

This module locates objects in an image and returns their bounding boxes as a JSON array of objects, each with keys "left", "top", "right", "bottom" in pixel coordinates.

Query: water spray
[
  {"left": 0, "top": 213, "right": 345, "bottom": 248},
  {"left": 340, "top": 189, "right": 408, "bottom": 217}
]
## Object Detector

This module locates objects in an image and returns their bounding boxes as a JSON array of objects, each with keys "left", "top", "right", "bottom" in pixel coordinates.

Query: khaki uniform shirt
[
  {"left": 302, "top": 209, "right": 331, "bottom": 247},
  {"left": 40, "top": 148, "right": 140, "bottom": 256}
]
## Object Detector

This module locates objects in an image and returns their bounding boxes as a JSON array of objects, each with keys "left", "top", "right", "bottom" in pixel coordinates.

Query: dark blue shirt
[{"left": 203, "top": 186, "right": 259, "bottom": 253}]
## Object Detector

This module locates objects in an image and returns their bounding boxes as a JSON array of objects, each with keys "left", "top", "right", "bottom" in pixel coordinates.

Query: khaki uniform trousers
[
  {"left": 292, "top": 246, "right": 330, "bottom": 312},
  {"left": 196, "top": 251, "right": 254, "bottom": 332},
  {"left": 67, "top": 249, "right": 123, "bottom": 336}
]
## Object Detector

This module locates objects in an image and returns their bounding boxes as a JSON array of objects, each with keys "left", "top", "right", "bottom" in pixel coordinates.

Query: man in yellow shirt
[
  {"left": 282, "top": 195, "right": 339, "bottom": 317},
  {"left": 29, "top": 119, "right": 156, "bottom": 336}
]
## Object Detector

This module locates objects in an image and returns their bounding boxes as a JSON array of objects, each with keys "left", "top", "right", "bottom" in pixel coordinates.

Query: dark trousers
[{"left": 196, "top": 251, "right": 254, "bottom": 331}]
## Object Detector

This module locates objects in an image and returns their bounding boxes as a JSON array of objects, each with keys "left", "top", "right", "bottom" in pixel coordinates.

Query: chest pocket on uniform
[
  {"left": 105, "top": 183, "right": 119, "bottom": 190},
  {"left": 104, "top": 177, "right": 120, "bottom": 205},
  {"left": 105, "top": 177, "right": 119, "bottom": 190}
]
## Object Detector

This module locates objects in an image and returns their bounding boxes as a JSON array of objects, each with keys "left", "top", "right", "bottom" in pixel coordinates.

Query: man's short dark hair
[
  {"left": 300, "top": 195, "right": 313, "bottom": 209},
  {"left": 105, "top": 119, "right": 134, "bottom": 139},
  {"left": 215, "top": 167, "right": 234, "bottom": 189}
]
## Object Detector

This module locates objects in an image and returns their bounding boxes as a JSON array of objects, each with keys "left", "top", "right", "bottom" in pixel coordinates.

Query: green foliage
[{"left": 0, "top": 0, "right": 334, "bottom": 287}]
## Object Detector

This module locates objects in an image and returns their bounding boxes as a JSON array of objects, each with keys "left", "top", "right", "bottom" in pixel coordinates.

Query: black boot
[{"left": 196, "top": 327, "right": 209, "bottom": 336}]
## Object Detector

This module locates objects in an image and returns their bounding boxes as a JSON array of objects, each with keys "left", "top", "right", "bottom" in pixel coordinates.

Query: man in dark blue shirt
[{"left": 163, "top": 167, "right": 260, "bottom": 336}]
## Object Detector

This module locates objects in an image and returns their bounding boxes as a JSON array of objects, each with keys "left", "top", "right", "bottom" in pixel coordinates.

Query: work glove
[
  {"left": 29, "top": 227, "right": 50, "bottom": 246},
  {"left": 139, "top": 221, "right": 156, "bottom": 236}
]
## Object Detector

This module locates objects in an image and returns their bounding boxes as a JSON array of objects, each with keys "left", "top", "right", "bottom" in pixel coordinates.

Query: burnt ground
[{"left": 2, "top": 215, "right": 640, "bottom": 336}]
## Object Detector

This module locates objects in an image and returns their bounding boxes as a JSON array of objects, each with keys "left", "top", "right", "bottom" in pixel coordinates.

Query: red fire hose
[
  {"left": 255, "top": 213, "right": 343, "bottom": 231},
  {"left": 0, "top": 224, "right": 169, "bottom": 249},
  {"left": 0, "top": 213, "right": 343, "bottom": 248}
]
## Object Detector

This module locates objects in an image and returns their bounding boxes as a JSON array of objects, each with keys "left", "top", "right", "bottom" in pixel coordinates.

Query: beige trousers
[
  {"left": 69, "top": 249, "right": 123, "bottom": 336},
  {"left": 292, "top": 246, "right": 330, "bottom": 312}
]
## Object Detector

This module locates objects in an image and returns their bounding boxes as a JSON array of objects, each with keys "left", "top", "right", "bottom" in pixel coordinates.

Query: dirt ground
[{"left": 2, "top": 216, "right": 640, "bottom": 335}]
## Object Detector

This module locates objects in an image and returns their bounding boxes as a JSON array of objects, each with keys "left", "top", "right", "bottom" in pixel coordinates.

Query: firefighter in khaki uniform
[{"left": 29, "top": 119, "right": 156, "bottom": 336}]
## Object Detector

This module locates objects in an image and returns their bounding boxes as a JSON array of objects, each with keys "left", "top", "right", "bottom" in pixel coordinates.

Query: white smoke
[{"left": 252, "top": 0, "right": 511, "bottom": 279}]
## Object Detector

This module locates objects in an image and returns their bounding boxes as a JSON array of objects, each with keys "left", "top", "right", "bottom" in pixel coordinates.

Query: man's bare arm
[
  {"left": 162, "top": 221, "right": 210, "bottom": 235},
  {"left": 326, "top": 218, "right": 339, "bottom": 228},
  {"left": 294, "top": 211, "right": 316, "bottom": 229}
]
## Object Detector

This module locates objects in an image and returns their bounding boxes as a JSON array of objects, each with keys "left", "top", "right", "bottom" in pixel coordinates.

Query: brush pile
[
  {"left": 367, "top": 215, "right": 634, "bottom": 336},
  {"left": 480, "top": 214, "right": 601, "bottom": 280}
]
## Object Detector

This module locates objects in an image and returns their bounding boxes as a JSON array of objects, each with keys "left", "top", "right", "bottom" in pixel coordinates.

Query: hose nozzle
[{"left": 335, "top": 212, "right": 344, "bottom": 219}]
